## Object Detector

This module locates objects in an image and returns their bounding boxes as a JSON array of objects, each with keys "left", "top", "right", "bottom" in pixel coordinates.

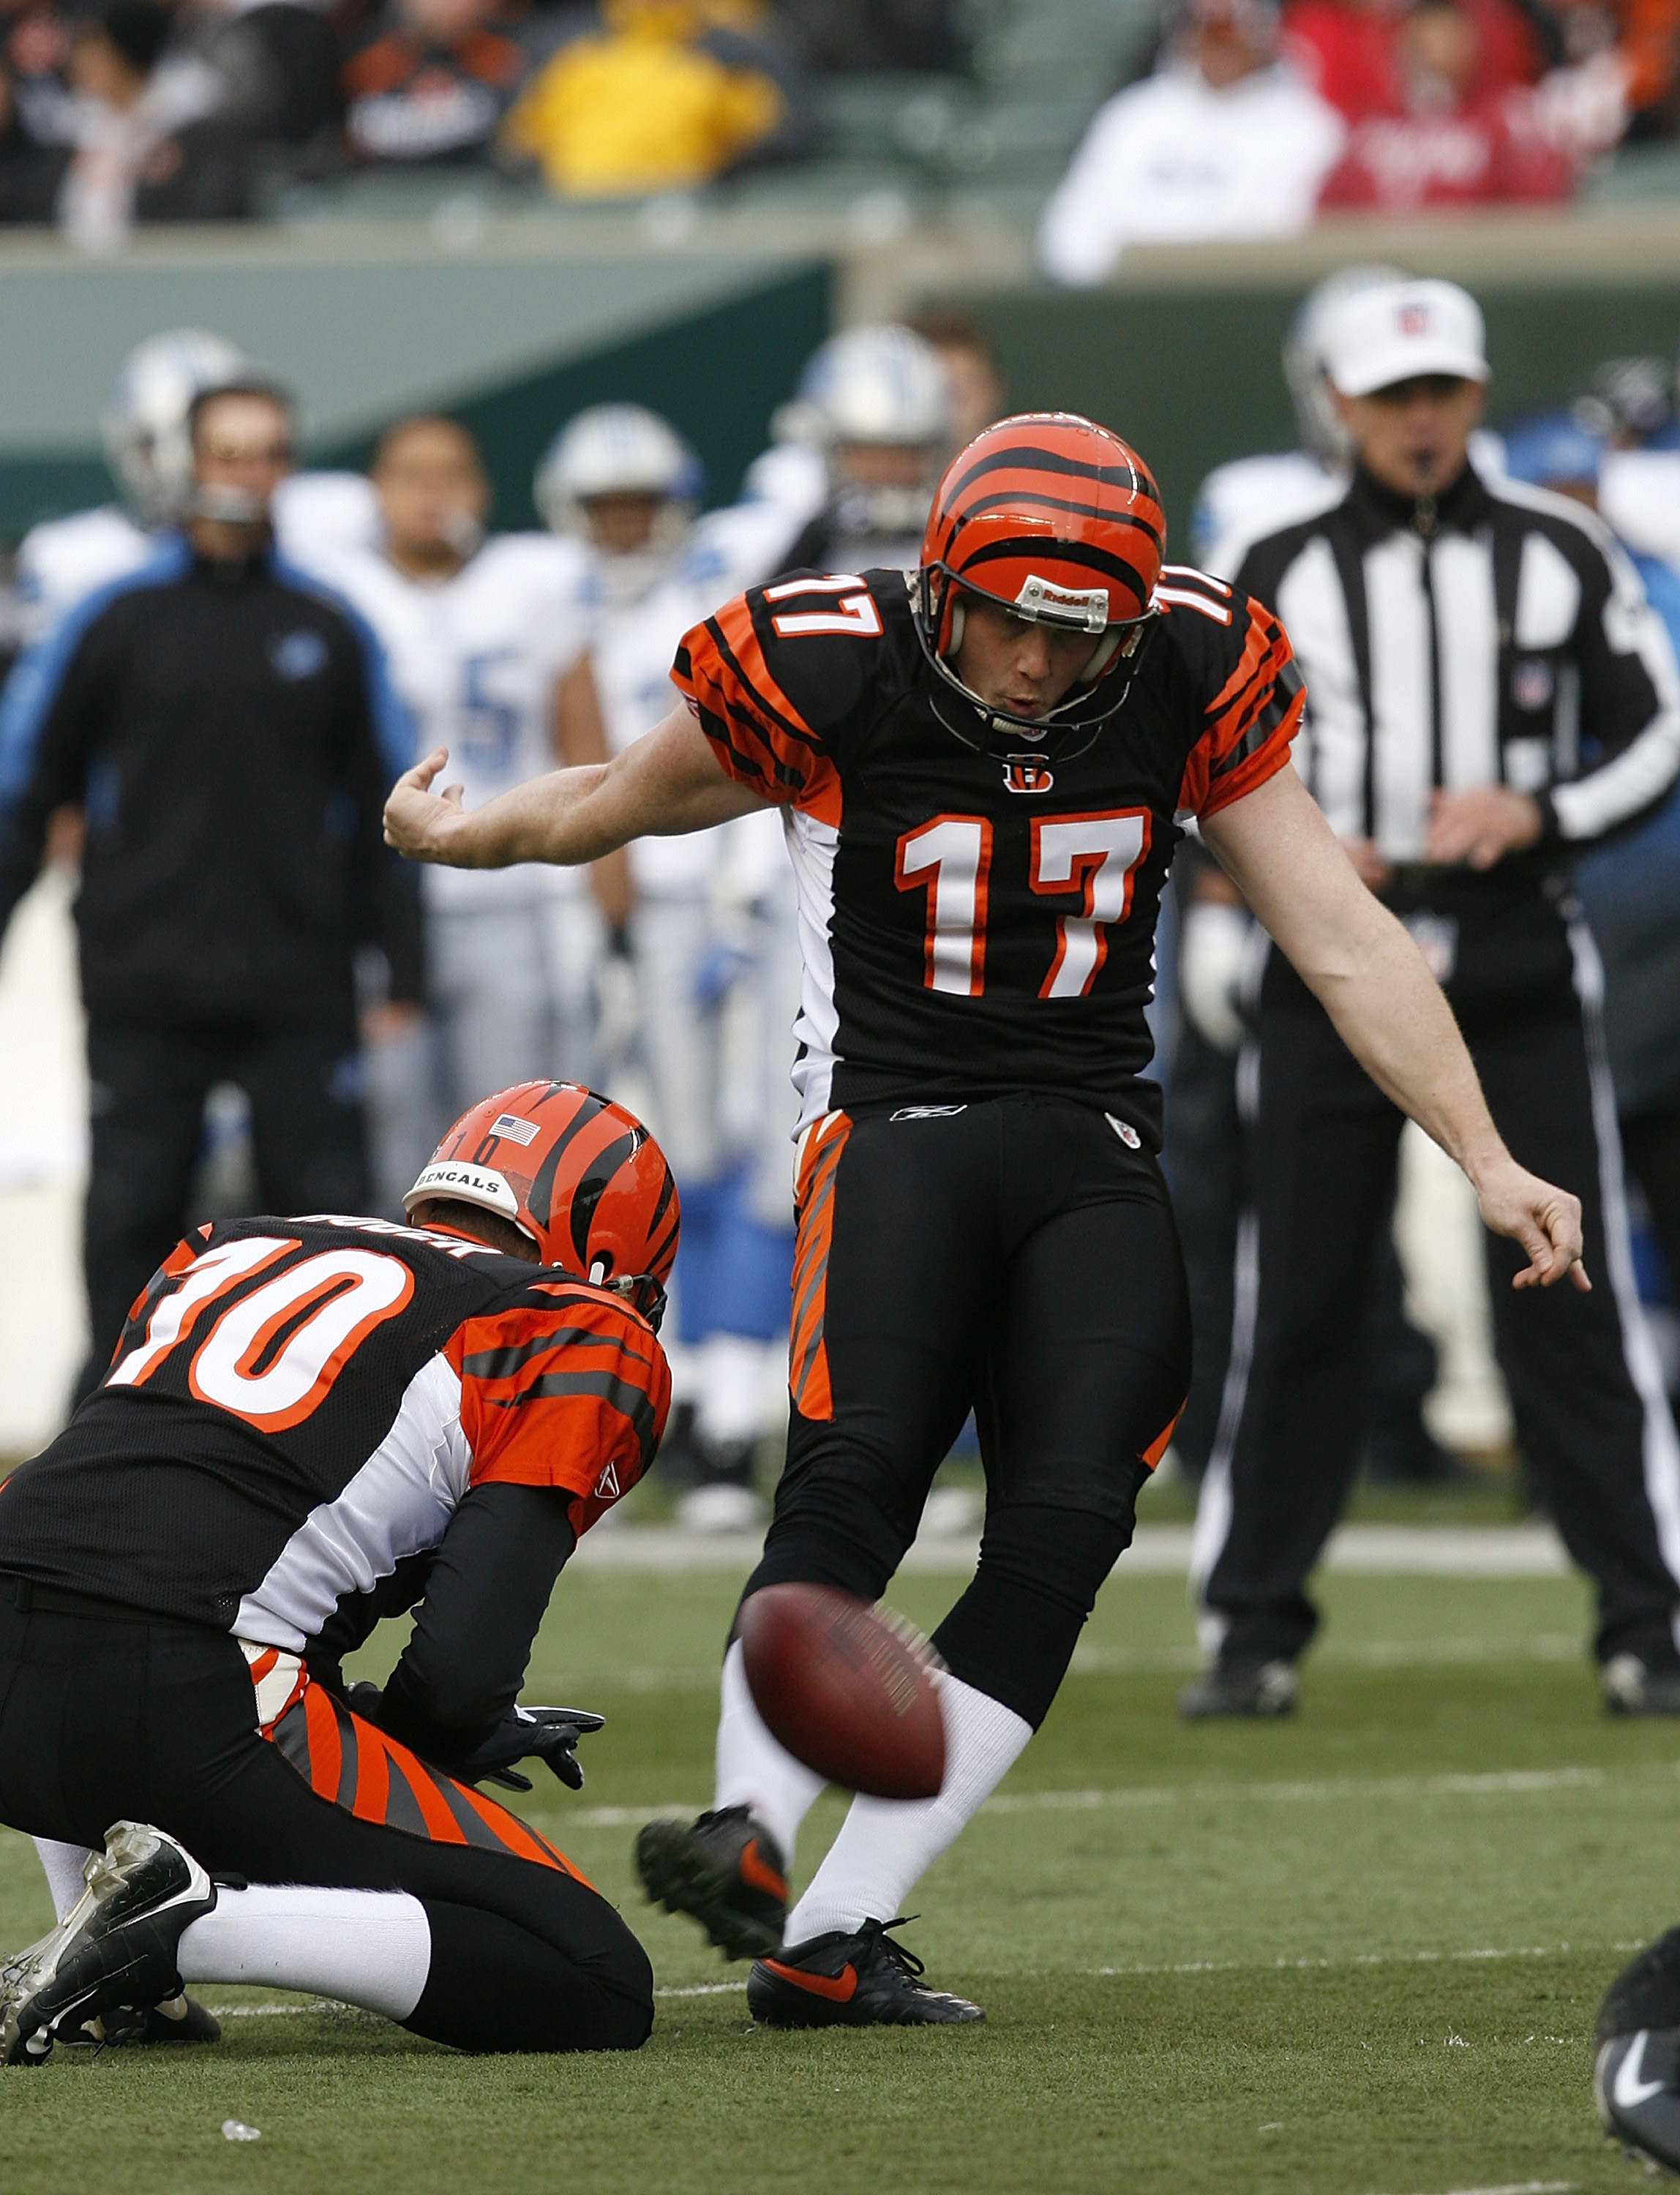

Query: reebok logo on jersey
[
  {"left": 1002, "top": 755, "right": 1054, "bottom": 794},
  {"left": 890, "top": 1105, "right": 968, "bottom": 1122},
  {"left": 595, "top": 1461, "right": 620, "bottom": 1501},
  {"left": 488, "top": 1114, "right": 541, "bottom": 1146}
]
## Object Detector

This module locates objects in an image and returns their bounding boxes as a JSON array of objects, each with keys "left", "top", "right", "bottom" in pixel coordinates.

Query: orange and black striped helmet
[
  {"left": 915, "top": 412, "right": 1165, "bottom": 751},
  {"left": 405, "top": 1081, "right": 679, "bottom": 1329}
]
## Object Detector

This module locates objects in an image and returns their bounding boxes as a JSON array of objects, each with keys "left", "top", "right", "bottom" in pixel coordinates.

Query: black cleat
[
  {"left": 635, "top": 1806, "right": 787, "bottom": 1962},
  {"left": 1178, "top": 1657, "right": 1298, "bottom": 1720},
  {"left": 746, "top": 1918, "right": 983, "bottom": 2028},
  {"left": 1602, "top": 1655, "right": 1680, "bottom": 1716},
  {"left": 1596, "top": 2027, "right": 1680, "bottom": 2170},
  {"left": 55, "top": 1992, "right": 222, "bottom": 2049},
  {"left": 1, "top": 1823, "right": 217, "bottom": 2067}
]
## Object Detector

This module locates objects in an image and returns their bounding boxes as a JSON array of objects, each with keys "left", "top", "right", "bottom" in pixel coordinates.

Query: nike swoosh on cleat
[
  {"left": 762, "top": 1959, "right": 858, "bottom": 2002},
  {"left": 1616, "top": 2030, "right": 1668, "bottom": 2108},
  {"left": 738, "top": 1841, "right": 787, "bottom": 1902}
]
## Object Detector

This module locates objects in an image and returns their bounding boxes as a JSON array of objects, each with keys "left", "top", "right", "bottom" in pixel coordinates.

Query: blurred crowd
[
  {"left": 3, "top": 0, "right": 1675, "bottom": 252},
  {"left": 1038, "top": 0, "right": 1680, "bottom": 284},
  {"left": 0, "top": 0, "right": 966, "bottom": 241}
]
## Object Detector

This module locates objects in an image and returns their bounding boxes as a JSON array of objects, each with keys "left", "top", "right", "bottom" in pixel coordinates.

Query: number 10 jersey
[
  {"left": 672, "top": 564, "right": 1304, "bottom": 1148},
  {"left": 0, "top": 1215, "right": 670, "bottom": 1642}
]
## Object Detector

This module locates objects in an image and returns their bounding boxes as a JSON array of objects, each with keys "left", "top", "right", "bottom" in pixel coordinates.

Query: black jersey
[
  {"left": 0, "top": 1214, "right": 669, "bottom": 1642},
  {"left": 673, "top": 564, "right": 1303, "bottom": 1147}
]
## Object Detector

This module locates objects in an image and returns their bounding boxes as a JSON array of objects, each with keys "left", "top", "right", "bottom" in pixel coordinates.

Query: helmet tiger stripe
[
  {"left": 405, "top": 1082, "right": 679, "bottom": 1330},
  {"left": 915, "top": 412, "right": 1166, "bottom": 754}
]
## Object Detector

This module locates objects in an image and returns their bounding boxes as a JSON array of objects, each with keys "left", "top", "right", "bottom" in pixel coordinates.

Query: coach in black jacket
[
  {"left": 0, "top": 380, "right": 421, "bottom": 1389},
  {"left": 1185, "top": 279, "right": 1680, "bottom": 1718}
]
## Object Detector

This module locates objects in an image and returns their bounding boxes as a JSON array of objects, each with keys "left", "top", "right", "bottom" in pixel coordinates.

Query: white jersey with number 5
[{"left": 313, "top": 532, "right": 591, "bottom": 911}]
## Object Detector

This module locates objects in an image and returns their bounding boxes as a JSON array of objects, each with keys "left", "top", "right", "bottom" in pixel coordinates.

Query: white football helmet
[
  {"left": 773, "top": 323, "right": 951, "bottom": 539},
  {"left": 101, "top": 329, "right": 250, "bottom": 525},
  {"left": 1282, "top": 266, "right": 1408, "bottom": 462},
  {"left": 535, "top": 403, "right": 702, "bottom": 604}
]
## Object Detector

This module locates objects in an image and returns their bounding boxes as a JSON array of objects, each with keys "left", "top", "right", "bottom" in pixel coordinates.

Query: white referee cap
[{"left": 1322, "top": 279, "right": 1490, "bottom": 398}]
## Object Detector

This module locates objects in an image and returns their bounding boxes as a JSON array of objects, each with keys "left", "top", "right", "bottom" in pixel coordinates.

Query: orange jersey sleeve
[
  {"left": 672, "top": 579, "right": 869, "bottom": 827},
  {"left": 1176, "top": 593, "right": 1305, "bottom": 820},
  {"left": 445, "top": 1283, "right": 670, "bottom": 1539}
]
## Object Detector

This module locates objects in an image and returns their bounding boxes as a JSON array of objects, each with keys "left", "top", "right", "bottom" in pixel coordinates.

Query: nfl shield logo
[
  {"left": 1003, "top": 755, "right": 1054, "bottom": 794},
  {"left": 1399, "top": 304, "right": 1430, "bottom": 336}
]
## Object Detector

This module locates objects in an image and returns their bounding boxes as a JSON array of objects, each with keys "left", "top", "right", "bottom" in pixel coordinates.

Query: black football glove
[{"left": 452, "top": 1705, "right": 607, "bottom": 1793}]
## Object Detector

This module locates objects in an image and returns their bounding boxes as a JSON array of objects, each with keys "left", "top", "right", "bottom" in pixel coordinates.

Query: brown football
[{"left": 738, "top": 1583, "right": 946, "bottom": 1801}]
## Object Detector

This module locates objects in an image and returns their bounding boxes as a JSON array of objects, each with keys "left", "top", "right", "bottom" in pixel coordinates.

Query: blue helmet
[{"left": 1499, "top": 411, "right": 1605, "bottom": 491}]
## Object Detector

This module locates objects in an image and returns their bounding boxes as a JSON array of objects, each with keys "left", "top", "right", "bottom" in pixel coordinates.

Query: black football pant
[
  {"left": 0, "top": 1583, "right": 652, "bottom": 2054},
  {"left": 1199, "top": 924, "right": 1680, "bottom": 1670},
  {"left": 81, "top": 1022, "right": 370, "bottom": 1392},
  {"left": 741, "top": 1095, "right": 1192, "bottom": 1727}
]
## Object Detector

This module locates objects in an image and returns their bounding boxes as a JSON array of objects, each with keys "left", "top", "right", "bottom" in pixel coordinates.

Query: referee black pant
[{"left": 1196, "top": 890, "right": 1680, "bottom": 1671}]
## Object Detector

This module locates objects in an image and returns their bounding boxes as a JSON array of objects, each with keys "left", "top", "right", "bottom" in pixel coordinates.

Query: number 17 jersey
[{"left": 672, "top": 564, "right": 1304, "bottom": 1147}]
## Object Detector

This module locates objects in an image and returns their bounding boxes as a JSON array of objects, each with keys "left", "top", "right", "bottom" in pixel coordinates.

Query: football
[{"left": 738, "top": 1583, "right": 947, "bottom": 1801}]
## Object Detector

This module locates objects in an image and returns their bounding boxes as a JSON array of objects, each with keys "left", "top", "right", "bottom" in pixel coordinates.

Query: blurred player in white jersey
[
  {"left": 11, "top": 330, "right": 378, "bottom": 648},
  {"left": 312, "top": 416, "right": 625, "bottom": 1207},
  {"left": 772, "top": 323, "right": 952, "bottom": 577},
  {"left": 536, "top": 402, "right": 816, "bottom": 1528}
]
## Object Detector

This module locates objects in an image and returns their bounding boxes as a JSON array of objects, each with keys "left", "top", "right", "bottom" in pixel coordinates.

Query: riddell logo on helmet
[
  {"left": 1002, "top": 754, "right": 1054, "bottom": 794},
  {"left": 1014, "top": 574, "right": 1109, "bottom": 633}
]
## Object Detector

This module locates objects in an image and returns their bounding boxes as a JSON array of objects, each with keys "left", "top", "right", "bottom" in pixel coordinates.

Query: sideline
[
  {"left": 569, "top": 1523, "right": 1572, "bottom": 1578},
  {"left": 566, "top": 1760, "right": 1673, "bottom": 1831}
]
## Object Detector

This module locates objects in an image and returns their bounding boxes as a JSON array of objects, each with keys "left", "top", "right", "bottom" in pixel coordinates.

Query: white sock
[
  {"left": 177, "top": 1885, "right": 432, "bottom": 2020},
  {"left": 783, "top": 1676, "right": 1032, "bottom": 1944},
  {"left": 34, "top": 1838, "right": 94, "bottom": 1923},
  {"left": 713, "top": 1637, "right": 826, "bottom": 1866},
  {"left": 698, "top": 1335, "right": 772, "bottom": 1447}
]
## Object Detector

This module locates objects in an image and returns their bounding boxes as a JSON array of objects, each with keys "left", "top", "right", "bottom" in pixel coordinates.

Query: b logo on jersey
[{"left": 1002, "top": 754, "right": 1054, "bottom": 795}]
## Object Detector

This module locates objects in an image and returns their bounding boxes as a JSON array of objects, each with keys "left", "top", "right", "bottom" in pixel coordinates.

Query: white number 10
[{"left": 895, "top": 808, "right": 1150, "bottom": 1002}]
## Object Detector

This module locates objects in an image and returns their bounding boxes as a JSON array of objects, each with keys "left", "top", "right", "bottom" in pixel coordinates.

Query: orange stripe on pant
[
  {"left": 788, "top": 1112, "right": 851, "bottom": 1422},
  {"left": 261, "top": 1667, "right": 589, "bottom": 1884}
]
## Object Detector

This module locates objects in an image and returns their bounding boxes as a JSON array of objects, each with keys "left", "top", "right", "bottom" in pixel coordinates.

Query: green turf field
[{"left": 0, "top": 1552, "right": 1670, "bottom": 2195}]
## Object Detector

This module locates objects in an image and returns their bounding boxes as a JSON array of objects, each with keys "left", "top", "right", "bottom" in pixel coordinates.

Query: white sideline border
[
  {"left": 570, "top": 1523, "right": 1572, "bottom": 1578},
  {"left": 569, "top": 1760, "right": 1672, "bottom": 1830}
]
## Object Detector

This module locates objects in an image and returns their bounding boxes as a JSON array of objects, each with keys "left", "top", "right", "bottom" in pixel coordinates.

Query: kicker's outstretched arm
[
  {"left": 383, "top": 701, "right": 766, "bottom": 871},
  {"left": 1201, "top": 762, "right": 1589, "bottom": 1293}
]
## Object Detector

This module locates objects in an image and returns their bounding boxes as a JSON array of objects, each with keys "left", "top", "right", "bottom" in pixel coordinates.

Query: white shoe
[{"left": 1, "top": 1823, "right": 217, "bottom": 2067}]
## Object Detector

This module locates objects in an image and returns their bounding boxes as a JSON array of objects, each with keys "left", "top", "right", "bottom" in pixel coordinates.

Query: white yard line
[
  {"left": 558, "top": 1633, "right": 1589, "bottom": 1697},
  {"left": 569, "top": 1523, "right": 1572, "bottom": 1577},
  {"left": 204, "top": 1941, "right": 1622, "bottom": 2023},
  {"left": 1366, "top": 2183, "right": 1575, "bottom": 2195},
  {"left": 569, "top": 1761, "right": 1649, "bottom": 1832}
]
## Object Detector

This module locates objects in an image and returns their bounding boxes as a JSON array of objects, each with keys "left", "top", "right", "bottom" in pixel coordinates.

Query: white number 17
[{"left": 894, "top": 808, "right": 1150, "bottom": 1001}]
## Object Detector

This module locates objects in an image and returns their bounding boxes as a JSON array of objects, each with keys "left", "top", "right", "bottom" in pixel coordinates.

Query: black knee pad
[
  {"left": 931, "top": 1490, "right": 1144, "bottom": 1728},
  {"left": 409, "top": 1897, "right": 653, "bottom": 2055}
]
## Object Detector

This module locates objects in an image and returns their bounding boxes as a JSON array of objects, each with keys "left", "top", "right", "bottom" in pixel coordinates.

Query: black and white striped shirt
[{"left": 1236, "top": 465, "right": 1680, "bottom": 861}]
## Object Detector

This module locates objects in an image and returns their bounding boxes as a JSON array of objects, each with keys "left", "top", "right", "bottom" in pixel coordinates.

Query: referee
[
  {"left": 1186, "top": 278, "right": 1680, "bottom": 1719},
  {"left": 0, "top": 378, "right": 421, "bottom": 1395}
]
